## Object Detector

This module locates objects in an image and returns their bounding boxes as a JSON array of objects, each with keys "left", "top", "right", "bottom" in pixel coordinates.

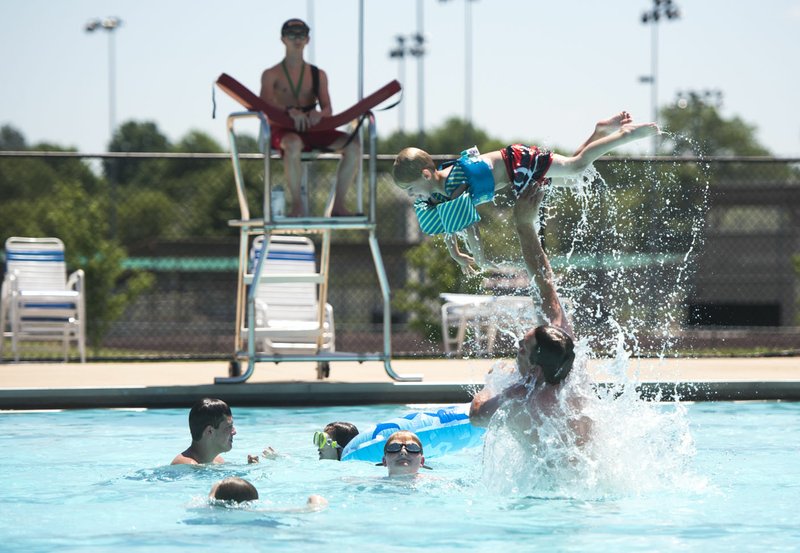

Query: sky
[{"left": 2, "top": 0, "right": 799, "bottom": 157}]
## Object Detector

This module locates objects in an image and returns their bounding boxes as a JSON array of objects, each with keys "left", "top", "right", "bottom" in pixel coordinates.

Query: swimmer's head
[
  {"left": 518, "top": 325, "right": 575, "bottom": 385},
  {"left": 380, "top": 431, "right": 429, "bottom": 476},
  {"left": 188, "top": 398, "right": 232, "bottom": 441},
  {"left": 281, "top": 19, "right": 310, "bottom": 39},
  {"left": 318, "top": 421, "right": 359, "bottom": 461},
  {"left": 383, "top": 430, "right": 423, "bottom": 454},
  {"left": 392, "top": 147, "right": 435, "bottom": 186},
  {"left": 210, "top": 477, "right": 258, "bottom": 504}
]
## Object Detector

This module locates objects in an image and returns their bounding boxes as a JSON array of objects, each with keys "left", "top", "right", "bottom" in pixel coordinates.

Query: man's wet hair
[
  {"left": 531, "top": 325, "right": 575, "bottom": 385},
  {"left": 188, "top": 398, "right": 232, "bottom": 441}
]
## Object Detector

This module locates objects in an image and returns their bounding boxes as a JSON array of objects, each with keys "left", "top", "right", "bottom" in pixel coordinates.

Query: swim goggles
[
  {"left": 313, "top": 431, "right": 340, "bottom": 450},
  {"left": 384, "top": 442, "right": 422, "bottom": 455}
]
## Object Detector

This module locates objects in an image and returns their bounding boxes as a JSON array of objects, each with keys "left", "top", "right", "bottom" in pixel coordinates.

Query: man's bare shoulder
[
  {"left": 170, "top": 452, "right": 199, "bottom": 465},
  {"left": 261, "top": 64, "right": 283, "bottom": 80}
]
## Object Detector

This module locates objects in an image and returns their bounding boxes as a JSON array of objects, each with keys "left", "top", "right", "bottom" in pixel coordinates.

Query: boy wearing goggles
[
  {"left": 379, "top": 431, "right": 431, "bottom": 476},
  {"left": 314, "top": 421, "right": 359, "bottom": 461}
]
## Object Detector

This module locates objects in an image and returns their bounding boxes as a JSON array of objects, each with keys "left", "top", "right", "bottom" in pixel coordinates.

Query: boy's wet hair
[
  {"left": 211, "top": 477, "right": 258, "bottom": 503},
  {"left": 530, "top": 326, "right": 575, "bottom": 384},
  {"left": 324, "top": 421, "right": 359, "bottom": 459},
  {"left": 188, "top": 398, "right": 232, "bottom": 441},
  {"left": 392, "top": 147, "right": 436, "bottom": 184},
  {"left": 383, "top": 430, "right": 422, "bottom": 454}
]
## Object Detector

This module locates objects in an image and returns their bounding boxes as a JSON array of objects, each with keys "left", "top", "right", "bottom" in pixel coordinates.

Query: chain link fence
[{"left": 1, "top": 152, "right": 798, "bottom": 361}]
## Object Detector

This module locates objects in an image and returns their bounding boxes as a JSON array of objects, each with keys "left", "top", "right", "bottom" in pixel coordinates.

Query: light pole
[
  {"left": 306, "top": 0, "right": 315, "bottom": 63},
  {"left": 439, "top": 0, "right": 478, "bottom": 125},
  {"left": 85, "top": 16, "right": 122, "bottom": 144},
  {"left": 639, "top": 0, "right": 679, "bottom": 154},
  {"left": 463, "top": 0, "right": 476, "bottom": 125},
  {"left": 410, "top": 0, "right": 426, "bottom": 145},
  {"left": 389, "top": 36, "right": 408, "bottom": 132}
]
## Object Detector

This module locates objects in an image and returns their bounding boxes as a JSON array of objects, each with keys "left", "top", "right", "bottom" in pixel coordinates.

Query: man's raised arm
[{"left": 512, "top": 187, "right": 573, "bottom": 335}]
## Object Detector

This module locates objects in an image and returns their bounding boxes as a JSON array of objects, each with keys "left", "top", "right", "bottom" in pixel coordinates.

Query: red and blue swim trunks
[
  {"left": 501, "top": 144, "right": 553, "bottom": 199},
  {"left": 270, "top": 126, "right": 346, "bottom": 153}
]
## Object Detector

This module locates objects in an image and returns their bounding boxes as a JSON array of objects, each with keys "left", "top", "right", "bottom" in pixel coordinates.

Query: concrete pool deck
[{"left": 0, "top": 356, "right": 798, "bottom": 410}]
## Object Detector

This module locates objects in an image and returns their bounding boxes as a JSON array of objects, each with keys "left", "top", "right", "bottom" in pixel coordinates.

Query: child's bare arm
[
  {"left": 464, "top": 225, "right": 498, "bottom": 271},
  {"left": 444, "top": 235, "right": 479, "bottom": 276}
]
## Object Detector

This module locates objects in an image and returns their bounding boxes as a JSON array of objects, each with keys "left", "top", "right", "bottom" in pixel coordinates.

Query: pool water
[{"left": 2, "top": 401, "right": 798, "bottom": 552}]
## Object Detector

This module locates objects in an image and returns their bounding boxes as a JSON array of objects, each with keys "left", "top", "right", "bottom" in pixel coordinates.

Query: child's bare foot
[
  {"left": 594, "top": 111, "right": 633, "bottom": 138},
  {"left": 620, "top": 121, "right": 660, "bottom": 138}
]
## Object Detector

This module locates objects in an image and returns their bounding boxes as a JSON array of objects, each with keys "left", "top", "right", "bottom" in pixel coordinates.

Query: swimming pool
[{"left": 2, "top": 401, "right": 798, "bottom": 551}]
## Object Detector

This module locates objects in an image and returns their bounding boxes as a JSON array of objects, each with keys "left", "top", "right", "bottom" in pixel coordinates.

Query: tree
[
  {"left": 0, "top": 125, "right": 154, "bottom": 351},
  {"left": 659, "top": 92, "right": 770, "bottom": 156},
  {"left": 393, "top": 237, "right": 484, "bottom": 344},
  {"left": 38, "top": 182, "right": 154, "bottom": 350},
  {"left": 105, "top": 121, "right": 171, "bottom": 186},
  {"left": 0, "top": 125, "right": 26, "bottom": 150},
  {"left": 378, "top": 116, "right": 505, "bottom": 156},
  {"left": 0, "top": 125, "right": 102, "bottom": 236}
]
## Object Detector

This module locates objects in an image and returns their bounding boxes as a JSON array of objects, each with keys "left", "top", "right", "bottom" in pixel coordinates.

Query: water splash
[{"left": 477, "top": 135, "right": 711, "bottom": 498}]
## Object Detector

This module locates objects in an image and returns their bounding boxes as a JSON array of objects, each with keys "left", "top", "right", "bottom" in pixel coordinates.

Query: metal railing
[{"left": 1, "top": 151, "right": 798, "bottom": 360}]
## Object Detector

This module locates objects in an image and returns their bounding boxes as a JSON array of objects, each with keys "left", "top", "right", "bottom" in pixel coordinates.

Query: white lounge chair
[
  {"left": 440, "top": 293, "right": 536, "bottom": 355},
  {"left": 1, "top": 237, "right": 86, "bottom": 362},
  {"left": 246, "top": 234, "right": 335, "bottom": 355},
  {"left": 440, "top": 293, "right": 494, "bottom": 354}
]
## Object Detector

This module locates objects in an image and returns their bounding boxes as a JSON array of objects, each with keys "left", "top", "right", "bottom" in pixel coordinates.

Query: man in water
[
  {"left": 171, "top": 398, "right": 236, "bottom": 465},
  {"left": 469, "top": 186, "right": 591, "bottom": 447}
]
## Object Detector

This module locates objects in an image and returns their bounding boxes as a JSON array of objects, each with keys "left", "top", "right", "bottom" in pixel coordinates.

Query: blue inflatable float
[{"left": 340, "top": 404, "right": 485, "bottom": 463}]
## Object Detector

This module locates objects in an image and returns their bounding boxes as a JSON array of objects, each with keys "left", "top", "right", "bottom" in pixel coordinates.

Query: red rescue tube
[{"left": 216, "top": 73, "right": 401, "bottom": 132}]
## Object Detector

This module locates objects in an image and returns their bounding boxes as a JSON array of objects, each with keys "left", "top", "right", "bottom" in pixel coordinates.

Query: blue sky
[{"left": 2, "top": 0, "right": 799, "bottom": 156}]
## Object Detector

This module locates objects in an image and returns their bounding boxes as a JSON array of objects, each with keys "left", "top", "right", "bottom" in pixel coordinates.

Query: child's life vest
[{"left": 414, "top": 146, "right": 495, "bottom": 235}]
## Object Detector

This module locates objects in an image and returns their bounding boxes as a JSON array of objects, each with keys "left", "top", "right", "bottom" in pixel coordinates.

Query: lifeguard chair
[{"left": 213, "top": 73, "right": 420, "bottom": 383}]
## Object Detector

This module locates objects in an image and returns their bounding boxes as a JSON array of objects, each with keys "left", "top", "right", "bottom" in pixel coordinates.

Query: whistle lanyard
[{"left": 281, "top": 60, "right": 305, "bottom": 101}]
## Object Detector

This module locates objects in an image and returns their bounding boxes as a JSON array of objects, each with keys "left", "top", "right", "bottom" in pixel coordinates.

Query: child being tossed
[{"left": 391, "top": 111, "right": 658, "bottom": 274}]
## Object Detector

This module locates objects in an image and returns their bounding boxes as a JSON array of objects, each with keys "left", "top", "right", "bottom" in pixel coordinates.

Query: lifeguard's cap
[{"left": 281, "top": 19, "right": 310, "bottom": 36}]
